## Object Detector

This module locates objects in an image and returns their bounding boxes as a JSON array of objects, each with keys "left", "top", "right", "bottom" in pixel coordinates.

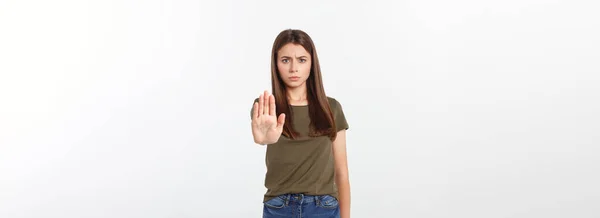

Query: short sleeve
[{"left": 331, "top": 98, "right": 349, "bottom": 132}]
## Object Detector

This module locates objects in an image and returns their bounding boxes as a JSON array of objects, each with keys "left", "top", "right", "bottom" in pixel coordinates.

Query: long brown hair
[{"left": 270, "top": 29, "right": 337, "bottom": 141}]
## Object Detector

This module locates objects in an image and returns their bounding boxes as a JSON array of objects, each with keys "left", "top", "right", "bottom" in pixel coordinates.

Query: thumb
[{"left": 276, "top": 113, "right": 286, "bottom": 128}]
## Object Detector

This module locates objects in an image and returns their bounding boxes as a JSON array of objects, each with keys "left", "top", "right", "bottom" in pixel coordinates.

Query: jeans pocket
[
  {"left": 317, "top": 195, "right": 339, "bottom": 209},
  {"left": 264, "top": 196, "right": 287, "bottom": 209}
]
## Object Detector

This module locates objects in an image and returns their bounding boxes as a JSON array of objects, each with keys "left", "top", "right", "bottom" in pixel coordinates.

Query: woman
[{"left": 250, "top": 29, "right": 351, "bottom": 218}]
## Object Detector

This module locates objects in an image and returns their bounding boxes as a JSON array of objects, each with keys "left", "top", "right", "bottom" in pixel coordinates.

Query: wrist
[{"left": 254, "top": 139, "right": 269, "bottom": 145}]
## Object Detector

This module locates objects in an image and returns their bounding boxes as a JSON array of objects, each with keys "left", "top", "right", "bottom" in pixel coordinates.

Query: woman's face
[{"left": 277, "top": 43, "right": 312, "bottom": 89}]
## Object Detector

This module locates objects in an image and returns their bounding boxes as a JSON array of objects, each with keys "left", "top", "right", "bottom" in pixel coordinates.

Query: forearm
[{"left": 336, "top": 177, "right": 351, "bottom": 218}]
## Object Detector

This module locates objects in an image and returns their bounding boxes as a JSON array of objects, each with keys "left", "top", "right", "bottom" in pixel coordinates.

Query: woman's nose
[{"left": 290, "top": 61, "right": 297, "bottom": 72}]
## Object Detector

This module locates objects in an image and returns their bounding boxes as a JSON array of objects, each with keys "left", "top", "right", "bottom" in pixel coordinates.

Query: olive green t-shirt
[{"left": 251, "top": 97, "right": 349, "bottom": 202}]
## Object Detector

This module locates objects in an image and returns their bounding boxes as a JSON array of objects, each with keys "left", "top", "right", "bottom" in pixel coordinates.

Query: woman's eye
[
  {"left": 300, "top": 59, "right": 306, "bottom": 63},
  {"left": 282, "top": 59, "right": 288, "bottom": 63}
]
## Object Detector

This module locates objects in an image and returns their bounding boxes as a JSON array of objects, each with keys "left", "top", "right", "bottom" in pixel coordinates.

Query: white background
[{"left": 1, "top": 0, "right": 599, "bottom": 217}]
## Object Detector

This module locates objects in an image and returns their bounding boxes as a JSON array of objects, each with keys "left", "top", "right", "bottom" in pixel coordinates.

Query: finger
[
  {"left": 252, "top": 102, "right": 258, "bottom": 120},
  {"left": 269, "top": 95, "right": 276, "bottom": 116},
  {"left": 258, "top": 94, "right": 264, "bottom": 116},
  {"left": 263, "top": 90, "right": 269, "bottom": 115},
  {"left": 276, "top": 113, "right": 286, "bottom": 129}
]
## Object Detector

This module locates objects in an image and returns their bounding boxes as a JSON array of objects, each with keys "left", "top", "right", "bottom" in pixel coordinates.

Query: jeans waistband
[{"left": 277, "top": 193, "right": 322, "bottom": 204}]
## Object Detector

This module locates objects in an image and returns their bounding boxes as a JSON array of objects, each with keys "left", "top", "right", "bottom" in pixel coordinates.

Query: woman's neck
[{"left": 287, "top": 85, "right": 308, "bottom": 105}]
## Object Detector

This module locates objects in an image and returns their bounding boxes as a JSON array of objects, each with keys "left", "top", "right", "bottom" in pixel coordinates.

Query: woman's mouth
[{"left": 289, "top": 76, "right": 300, "bottom": 81}]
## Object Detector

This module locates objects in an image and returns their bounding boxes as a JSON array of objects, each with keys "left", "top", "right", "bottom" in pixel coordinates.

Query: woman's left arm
[{"left": 333, "top": 129, "right": 350, "bottom": 218}]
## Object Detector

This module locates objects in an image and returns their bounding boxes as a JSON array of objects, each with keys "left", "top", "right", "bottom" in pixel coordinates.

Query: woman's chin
[{"left": 284, "top": 81, "right": 307, "bottom": 89}]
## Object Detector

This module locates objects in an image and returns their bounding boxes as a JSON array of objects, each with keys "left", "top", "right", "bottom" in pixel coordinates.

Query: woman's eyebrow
[{"left": 281, "top": 56, "right": 309, "bottom": 59}]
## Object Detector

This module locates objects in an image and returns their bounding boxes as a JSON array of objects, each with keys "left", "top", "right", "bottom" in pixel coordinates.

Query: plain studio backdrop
[{"left": 1, "top": 0, "right": 599, "bottom": 217}]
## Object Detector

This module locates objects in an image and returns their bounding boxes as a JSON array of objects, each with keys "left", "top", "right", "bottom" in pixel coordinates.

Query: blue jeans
[{"left": 263, "top": 193, "right": 340, "bottom": 218}]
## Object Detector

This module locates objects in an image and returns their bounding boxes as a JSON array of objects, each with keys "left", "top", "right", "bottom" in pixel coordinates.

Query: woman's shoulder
[{"left": 326, "top": 96, "right": 343, "bottom": 108}]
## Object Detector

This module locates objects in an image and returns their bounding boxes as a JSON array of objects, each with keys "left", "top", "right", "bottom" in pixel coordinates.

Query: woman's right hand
[{"left": 251, "top": 91, "right": 286, "bottom": 145}]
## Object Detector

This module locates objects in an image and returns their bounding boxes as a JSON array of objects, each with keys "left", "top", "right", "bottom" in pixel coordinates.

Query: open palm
[{"left": 252, "top": 91, "right": 286, "bottom": 145}]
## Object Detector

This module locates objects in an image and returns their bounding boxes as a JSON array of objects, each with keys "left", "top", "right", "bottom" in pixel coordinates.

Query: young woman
[{"left": 250, "top": 29, "right": 351, "bottom": 218}]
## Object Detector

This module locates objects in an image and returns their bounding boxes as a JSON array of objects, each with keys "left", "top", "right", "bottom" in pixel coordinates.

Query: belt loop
[
  {"left": 285, "top": 194, "right": 290, "bottom": 206},
  {"left": 315, "top": 195, "right": 320, "bottom": 205}
]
